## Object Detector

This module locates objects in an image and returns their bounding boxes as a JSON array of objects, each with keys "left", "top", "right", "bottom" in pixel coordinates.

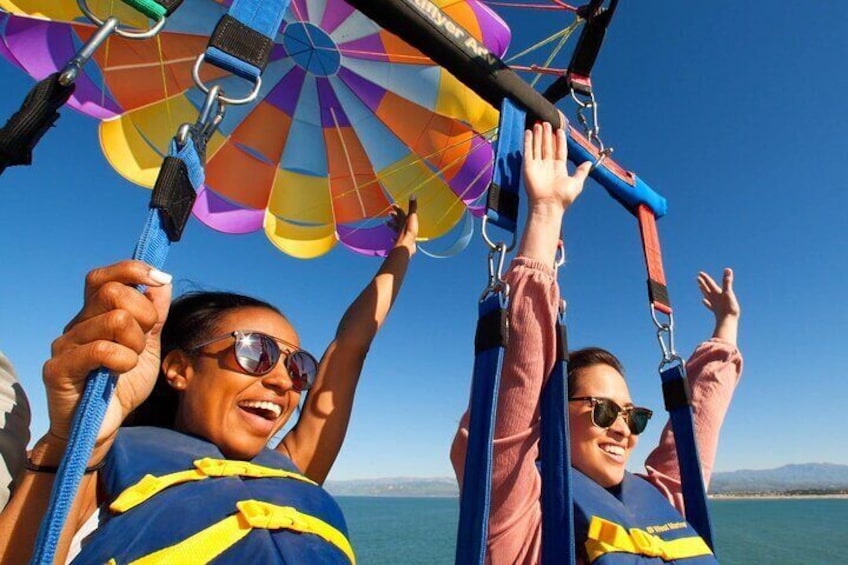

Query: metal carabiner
[
  {"left": 58, "top": 17, "right": 120, "bottom": 86},
  {"left": 480, "top": 241, "right": 510, "bottom": 302},
  {"left": 480, "top": 215, "right": 517, "bottom": 253},
  {"left": 78, "top": 0, "right": 167, "bottom": 40},
  {"left": 176, "top": 86, "right": 227, "bottom": 149},
  {"left": 650, "top": 304, "right": 681, "bottom": 370}
]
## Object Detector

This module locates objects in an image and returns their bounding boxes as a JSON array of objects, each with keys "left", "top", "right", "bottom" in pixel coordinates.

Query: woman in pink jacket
[{"left": 451, "top": 122, "right": 742, "bottom": 563}]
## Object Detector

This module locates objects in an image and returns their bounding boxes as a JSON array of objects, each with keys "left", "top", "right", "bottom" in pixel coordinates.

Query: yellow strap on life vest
[
  {"left": 585, "top": 517, "right": 713, "bottom": 563},
  {"left": 121, "top": 500, "right": 355, "bottom": 565},
  {"left": 109, "top": 458, "right": 316, "bottom": 513}
]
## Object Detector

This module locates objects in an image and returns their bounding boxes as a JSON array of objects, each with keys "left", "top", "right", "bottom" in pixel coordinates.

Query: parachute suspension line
[
  {"left": 329, "top": 106, "right": 368, "bottom": 218},
  {"left": 154, "top": 33, "right": 175, "bottom": 128},
  {"left": 528, "top": 20, "right": 582, "bottom": 88},
  {"left": 504, "top": 19, "right": 582, "bottom": 66},
  {"left": 481, "top": 1, "right": 578, "bottom": 12}
]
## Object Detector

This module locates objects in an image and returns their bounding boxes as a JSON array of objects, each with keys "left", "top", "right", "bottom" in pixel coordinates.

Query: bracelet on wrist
[{"left": 24, "top": 458, "right": 106, "bottom": 474}]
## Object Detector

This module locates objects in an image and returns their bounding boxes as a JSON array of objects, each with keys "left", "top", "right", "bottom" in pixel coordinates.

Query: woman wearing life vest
[
  {"left": 0, "top": 201, "right": 419, "bottom": 564},
  {"left": 451, "top": 123, "right": 743, "bottom": 564}
]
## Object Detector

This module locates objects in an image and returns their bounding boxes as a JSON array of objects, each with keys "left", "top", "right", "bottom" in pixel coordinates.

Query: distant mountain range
[{"left": 325, "top": 463, "right": 848, "bottom": 497}]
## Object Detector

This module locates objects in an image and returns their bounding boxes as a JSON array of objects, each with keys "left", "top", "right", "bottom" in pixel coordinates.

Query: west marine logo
[{"left": 407, "top": 0, "right": 500, "bottom": 66}]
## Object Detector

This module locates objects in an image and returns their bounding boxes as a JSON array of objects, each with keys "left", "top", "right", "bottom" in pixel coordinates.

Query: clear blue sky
[{"left": 1, "top": 2, "right": 846, "bottom": 480}]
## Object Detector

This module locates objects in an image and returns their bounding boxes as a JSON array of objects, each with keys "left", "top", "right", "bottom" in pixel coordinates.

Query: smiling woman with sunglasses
[
  {"left": 451, "top": 124, "right": 743, "bottom": 564},
  {"left": 0, "top": 202, "right": 419, "bottom": 564}
]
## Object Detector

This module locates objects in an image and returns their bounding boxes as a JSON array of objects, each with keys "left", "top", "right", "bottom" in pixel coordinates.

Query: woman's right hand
[{"left": 42, "top": 260, "right": 172, "bottom": 454}]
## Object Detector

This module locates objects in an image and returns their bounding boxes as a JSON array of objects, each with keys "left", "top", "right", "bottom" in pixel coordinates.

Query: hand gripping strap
[
  {"left": 205, "top": 0, "right": 292, "bottom": 80},
  {"left": 660, "top": 364, "right": 715, "bottom": 550},
  {"left": 539, "top": 319, "right": 575, "bottom": 564},
  {"left": 31, "top": 137, "right": 204, "bottom": 565},
  {"left": 486, "top": 99, "right": 526, "bottom": 234},
  {"left": 455, "top": 293, "right": 508, "bottom": 565}
]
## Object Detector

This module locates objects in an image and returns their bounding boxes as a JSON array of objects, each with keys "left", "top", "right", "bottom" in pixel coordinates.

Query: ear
[{"left": 162, "top": 349, "right": 194, "bottom": 391}]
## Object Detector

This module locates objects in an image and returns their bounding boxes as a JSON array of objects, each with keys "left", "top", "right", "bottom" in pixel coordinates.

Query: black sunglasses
[
  {"left": 189, "top": 330, "right": 319, "bottom": 392},
  {"left": 568, "top": 396, "right": 653, "bottom": 435}
]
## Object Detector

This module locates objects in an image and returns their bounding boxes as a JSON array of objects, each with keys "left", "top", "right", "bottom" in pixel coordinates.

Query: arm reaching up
[{"left": 279, "top": 198, "right": 418, "bottom": 483}]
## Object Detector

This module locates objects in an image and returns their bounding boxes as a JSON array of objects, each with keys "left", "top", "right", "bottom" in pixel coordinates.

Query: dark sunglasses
[
  {"left": 568, "top": 396, "right": 653, "bottom": 435},
  {"left": 189, "top": 330, "right": 319, "bottom": 392}
]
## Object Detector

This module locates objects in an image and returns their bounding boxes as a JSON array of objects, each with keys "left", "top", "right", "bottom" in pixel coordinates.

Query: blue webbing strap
[
  {"left": 485, "top": 98, "right": 525, "bottom": 234},
  {"left": 539, "top": 317, "right": 575, "bottom": 564},
  {"left": 455, "top": 293, "right": 508, "bottom": 565},
  {"left": 30, "top": 137, "right": 204, "bottom": 565},
  {"left": 455, "top": 97, "right": 526, "bottom": 565},
  {"left": 661, "top": 363, "right": 715, "bottom": 549},
  {"left": 205, "top": 0, "right": 291, "bottom": 81}
]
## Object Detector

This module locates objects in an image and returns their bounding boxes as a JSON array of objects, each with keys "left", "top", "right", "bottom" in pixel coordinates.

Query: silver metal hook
[{"left": 58, "top": 17, "right": 120, "bottom": 86}]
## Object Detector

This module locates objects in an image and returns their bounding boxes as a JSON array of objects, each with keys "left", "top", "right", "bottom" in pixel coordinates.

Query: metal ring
[
  {"left": 480, "top": 216, "right": 517, "bottom": 253},
  {"left": 78, "top": 0, "right": 167, "bottom": 39},
  {"left": 192, "top": 54, "right": 262, "bottom": 106}
]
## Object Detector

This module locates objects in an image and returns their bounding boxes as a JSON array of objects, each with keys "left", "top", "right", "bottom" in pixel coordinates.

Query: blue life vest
[
  {"left": 72, "top": 427, "right": 354, "bottom": 564},
  {"left": 572, "top": 469, "right": 717, "bottom": 564}
]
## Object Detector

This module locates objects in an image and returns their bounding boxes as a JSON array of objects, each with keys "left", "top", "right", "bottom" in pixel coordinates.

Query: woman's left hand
[{"left": 387, "top": 196, "right": 419, "bottom": 255}]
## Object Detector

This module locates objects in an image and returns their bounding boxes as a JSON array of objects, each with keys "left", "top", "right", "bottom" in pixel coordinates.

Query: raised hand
[
  {"left": 698, "top": 268, "right": 740, "bottom": 345},
  {"left": 518, "top": 122, "right": 591, "bottom": 264},
  {"left": 43, "top": 261, "right": 172, "bottom": 454},
  {"left": 388, "top": 196, "right": 419, "bottom": 256}
]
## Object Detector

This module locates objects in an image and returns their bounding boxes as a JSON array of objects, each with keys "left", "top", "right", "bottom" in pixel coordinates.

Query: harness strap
[
  {"left": 455, "top": 293, "right": 508, "bottom": 565},
  {"left": 0, "top": 73, "right": 74, "bottom": 174},
  {"left": 110, "top": 458, "right": 317, "bottom": 513},
  {"left": 539, "top": 317, "right": 576, "bottom": 564},
  {"left": 30, "top": 136, "right": 203, "bottom": 565},
  {"left": 635, "top": 204, "right": 714, "bottom": 549},
  {"left": 114, "top": 500, "right": 355, "bottom": 565},
  {"left": 544, "top": 0, "right": 619, "bottom": 101},
  {"left": 585, "top": 517, "right": 713, "bottom": 562},
  {"left": 204, "top": 0, "right": 291, "bottom": 81},
  {"left": 637, "top": 205, "right": 671, "bottom": 314},
  {"left": 485, "top": 98, "right": 525, "bottom": 234}
]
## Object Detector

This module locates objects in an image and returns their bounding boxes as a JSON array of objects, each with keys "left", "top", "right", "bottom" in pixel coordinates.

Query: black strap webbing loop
[
  {"left": 151, "top": 156, "right": 197, "bottom": 241},
  {"left": 209, "top": 14, "right": 275, "bottom": 73},
  {"left": 661, "top": 369, "right": 692, "bottom": 411},
  {"left": 474, "top": 307, "right": 509, "bottom": 353},
  {"left": 0, "top": 73, "right": 75, "bottom": 174}
]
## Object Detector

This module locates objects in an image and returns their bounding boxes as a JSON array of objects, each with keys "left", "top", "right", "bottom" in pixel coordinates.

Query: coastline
[{"left": 710, "top": 493, "right": 848, "bottom": 500}]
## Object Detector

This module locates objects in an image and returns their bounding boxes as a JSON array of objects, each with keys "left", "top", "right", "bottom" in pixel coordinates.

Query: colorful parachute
[{"left": 0, "top": 0, "right": 508, "bottom": 257}]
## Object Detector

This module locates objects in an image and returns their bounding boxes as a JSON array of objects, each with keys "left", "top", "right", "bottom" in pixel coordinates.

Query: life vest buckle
[{"left": 629, "top": 528, "right": 663, "bottom": 557}]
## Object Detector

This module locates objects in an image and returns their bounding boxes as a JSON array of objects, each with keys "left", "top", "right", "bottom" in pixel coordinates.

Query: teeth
[
  {"left": 240, "top": 400, "right": 282, "bottom": 418},
  {"left": 601, "top": 444, "right": 625, "bottom": 456}
]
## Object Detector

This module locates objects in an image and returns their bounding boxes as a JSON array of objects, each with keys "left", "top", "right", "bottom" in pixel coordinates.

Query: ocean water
[{"left": 337, "top": 497, "right": 848, "bottom": 564}]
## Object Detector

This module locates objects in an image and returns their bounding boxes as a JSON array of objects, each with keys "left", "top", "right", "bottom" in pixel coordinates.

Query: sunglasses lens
[
  {"left": 628, "top": 408, "right": 652, "bottom": 435},
  {"left": 235, "top": 333, "right": 280, "bottom": 375},
  {"left": 287, "top": 351, "right": 319, "bottom": 392},
  {"left": 592, "top": 399, "right": 620, "bottom": 428}
]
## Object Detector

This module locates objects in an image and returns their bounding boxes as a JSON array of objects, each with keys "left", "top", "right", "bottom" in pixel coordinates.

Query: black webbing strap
[
  {"left": 150, "top": 156, "right": 198, "bottom": 242},
  {"left": 543, "top": 0, "right": 619, "bottom": 102},
  {"left": 0, "top": 73, "right": 75, "bottom": 174},
  {"left": 208, "top": 14, "right": 276, "bottom": 74}
]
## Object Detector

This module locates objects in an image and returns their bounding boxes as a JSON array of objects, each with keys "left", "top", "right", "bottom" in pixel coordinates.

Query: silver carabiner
[
  {"left": 480, "top": 241, "right": 510, "bottom": 302},
  {"left": 58, "top": 17, "right": 120, "bottom": 86},
  {"left": 176, "top": 86, "right": 227, "bottom": 148},
  {"left": 78, "top": 0, "right": 167, "bottom": 40},
  {"left": 481, "top": 215, "right": 516, "bottom": 253},
  {"left": 650, "top": 304, "right": 682, "bottom": 370}
]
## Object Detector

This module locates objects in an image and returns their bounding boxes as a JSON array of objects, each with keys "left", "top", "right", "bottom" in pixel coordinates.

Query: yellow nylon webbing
[
  {"left": 585, "top": 517, "right": 713, "bottom": 563},
  {"left": 121, "top": 500, "right": 355, "bottom": 565},
  {"left": 110, "top": 458, "right": 316, "bottom": 513}
]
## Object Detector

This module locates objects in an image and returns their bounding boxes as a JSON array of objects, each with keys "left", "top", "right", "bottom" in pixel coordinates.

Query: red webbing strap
[{"left": 637, "top": 204, "right": 672, "bottom": 315}]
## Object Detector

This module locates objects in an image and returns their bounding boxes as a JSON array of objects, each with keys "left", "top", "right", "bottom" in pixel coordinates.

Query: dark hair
[
  {"left": 567, "top": 347, "right": 626, "bottom": 393},
  {"left": 124, "top": 291, "right": 283, "bottom": 429}
]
